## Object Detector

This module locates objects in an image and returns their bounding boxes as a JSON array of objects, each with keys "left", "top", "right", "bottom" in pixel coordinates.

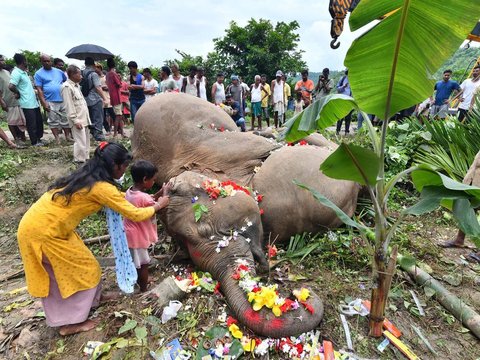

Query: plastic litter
[
  {"left": 83, "top": 341, "right": 104, "bottom": 356},
  {"left": 161, "top": 300, "right": 183, "bottom": 324},
  {"left": 339, "top": 298, "right": 369, "bottom": 317}
]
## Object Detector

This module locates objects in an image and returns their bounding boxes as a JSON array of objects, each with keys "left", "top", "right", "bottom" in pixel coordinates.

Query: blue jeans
[
  {"left": 235, "top": 117, "right": 246, "bottom": 132},
  {"left": 357, "top": 113, "right": 373, "bottom": 130},
  {"left": 129, "top": 98, "right": 145, "bottom": 122}
]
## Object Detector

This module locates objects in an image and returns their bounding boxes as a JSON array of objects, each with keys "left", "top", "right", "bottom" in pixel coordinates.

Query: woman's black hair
[
  {"left": 130, "top": 160, "right": 158, "bottom": 183},
  {"left": 49, "top": 142, "right": 132, "bottom": 203}
]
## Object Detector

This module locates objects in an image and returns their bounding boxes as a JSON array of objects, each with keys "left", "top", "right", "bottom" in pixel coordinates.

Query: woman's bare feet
[
  {"left": 58, "top": 319, "right": 97, "bottom": 336},
  {"left": 439, "top": 240, "right": 473, "bottom": 249},
  {"left": 100, "top": 291, "right": 121, "bottom": 303}
]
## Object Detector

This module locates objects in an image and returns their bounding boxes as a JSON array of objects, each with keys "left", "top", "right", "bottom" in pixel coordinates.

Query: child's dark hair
[
  {"left": 49, "top": 142, "right": 132, "bottom": 203},
  {"left": 131, "top": 160, "right": 158, "bottom": 183}
]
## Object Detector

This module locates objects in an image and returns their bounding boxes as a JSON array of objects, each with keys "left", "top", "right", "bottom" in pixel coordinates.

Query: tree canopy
[{"left": 212, "top": 19, "right": 307, "bottom": 81}]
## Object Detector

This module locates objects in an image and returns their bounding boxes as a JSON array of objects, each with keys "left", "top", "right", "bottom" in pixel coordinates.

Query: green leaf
[
  {"left": 294, "top": 181, "right": 368, "bottom": 232},
  {"left": 320, "top": 143, "right": 380, "bottom": 186},
  {"left": 192, "top": 203, "right": 209, "bottom": 222},
  {"left": 283, "top": 94, "right": 357, "bottom": 143},
  {"left": 452, "top": 199, "right": 480, "bottom": 247},
  {"left": 134, "top": 326, "right": 148, "bottom": 341},
  {"left": 347, "top": 0, "right": 480, "bottom": 119},
  {"left": 118, "top": 319, "right": 137, "bottom": 335}
]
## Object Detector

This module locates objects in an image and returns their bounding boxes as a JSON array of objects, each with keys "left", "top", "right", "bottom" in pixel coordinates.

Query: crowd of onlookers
[{"left": 1, "top": 52, "right": 480, "bottom": 155}]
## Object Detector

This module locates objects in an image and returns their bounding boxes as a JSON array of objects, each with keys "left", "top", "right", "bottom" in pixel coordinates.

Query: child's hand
[{"left": 154, "top": 196, "right": 169, "bottom": 211}]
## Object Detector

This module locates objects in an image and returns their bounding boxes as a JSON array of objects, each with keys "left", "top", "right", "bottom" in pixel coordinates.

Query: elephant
[
  {"left": 160, "top": 171, "right": 324, "bottom": 338},
  {"left": 132, "top": 93, "right": 360, "bottom": 337}
]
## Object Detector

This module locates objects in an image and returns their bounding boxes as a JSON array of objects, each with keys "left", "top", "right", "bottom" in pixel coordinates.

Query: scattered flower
[
  {"left": 228, "top": 323, "right": 243, "bottom": 339},
  {"left": 293, "top": 288, "right": 310, "bottom": 302},
  {"left": 259, "top": 208, "right": 264, "bottom": 215},
  {"left": 267, "top": 245, "right": 278, "bottom": 258},
  {"left": 299, "top": 140, "right": 308, "bottom": 146},
  {"left": 245, "top": 238, "right": 251, "bottom": 243},
  {"left": 240, "top": 226, "right": 247, "bottom": 232}
]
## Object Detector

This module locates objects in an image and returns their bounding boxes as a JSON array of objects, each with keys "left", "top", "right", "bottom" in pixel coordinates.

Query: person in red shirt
[
  {"left": 105, "top": 58, "right": 126, "bottom": 138},
  {"left": 294, "top": 70, "right": 315, "bottom": 108}
]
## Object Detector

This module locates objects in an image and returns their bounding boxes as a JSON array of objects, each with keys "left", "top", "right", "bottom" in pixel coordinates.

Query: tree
[
  {"left": 284, "top": 0, "right": 480, "bottom": 337},
  {"left": 5, "top": 50, "right": 48, "bottom": 73},
  {"left": 213, "top": 19, "right": 306, "bottom": 82}
]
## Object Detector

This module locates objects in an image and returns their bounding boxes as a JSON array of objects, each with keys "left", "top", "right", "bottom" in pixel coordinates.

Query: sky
[{"left": 0, "top": 0, "right": 368, "bottom": 73}]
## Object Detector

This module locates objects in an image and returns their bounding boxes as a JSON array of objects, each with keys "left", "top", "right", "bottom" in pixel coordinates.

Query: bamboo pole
[{"left": 398, "top": 254, "right": 480, "bottom": 339}]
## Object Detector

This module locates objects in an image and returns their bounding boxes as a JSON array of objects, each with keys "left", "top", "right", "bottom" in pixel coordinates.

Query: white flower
[
  {"left": 245, "top": 238, "right": 251, "bottom": 243},
  {"left": 217, "top": 312, "right": 227, "bottom": 322},
  {"left": 194, "top": 196, "right": 199, "bottom": 201},
  {"left": 240, "top": 226, "right": 247, "bottom": 232},
  {"left": 195, "top": 184, "right": 200, "bottom": 188},
  {"left": 223, "top": 236, "right": 228, "bottom": 241},
  {"left": 254, "top": 341, "right": 270, "bottom": 356},
  {"left": 210, "top": 236, "right": 215, "bottom": 240},
  {"left": 233, "top": 231, "right": 238, "bottom": 237},
  {"left": 215, "top": 248, "right": 221, "bottom": 253},
  {"left": 212, "top": 201, "right": 216, "bottom": 205},
  {"left": 246, "top": 221, "right": 253, "bottom": 227}
]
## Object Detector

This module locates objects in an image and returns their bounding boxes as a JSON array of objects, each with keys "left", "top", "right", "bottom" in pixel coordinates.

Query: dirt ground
[{"left": 0, "top": 134, "right": 479, "bottom": 360}]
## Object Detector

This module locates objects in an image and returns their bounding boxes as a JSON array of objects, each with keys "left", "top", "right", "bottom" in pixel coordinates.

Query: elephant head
[{"left": 160, "top": 171, "right": 324, "bottom": 338}]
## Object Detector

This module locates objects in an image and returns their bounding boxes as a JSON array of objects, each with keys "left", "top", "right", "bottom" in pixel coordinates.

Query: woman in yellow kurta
[{"left": 17, "top": 142, "right": 168, "bottom": 335}]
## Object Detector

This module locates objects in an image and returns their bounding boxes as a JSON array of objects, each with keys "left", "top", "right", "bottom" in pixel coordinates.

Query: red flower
[
  {"left": 238, "top": 264, "right": 249, "bottom": 272},
  {"left": 267, "top": 245, "right": 277, "bottom": 258},
  {"left": 232, "top": 272, "right": 240, "bottom": 280},
  {"left": 214, "top": 282, "right": 222, "bottom": 295},
  {"left": 279, "top": 298, "right": 295, "bottom": 313},
  {"left": 252, "top": 286, "right": 261, "bottom": 293},
  {"left": 259, "top": 209, "right": 264, "bottom": 215},
  {"left": 299, "top": 140, "right": 308, "bottom": 146},
  {"left": 295, "top": 343, "right": 304, "bottom": 354},
  {"left": 301, "top": 301, "right": 315, "bottom": 314},
  {"left": 287, "top": 143, "right": 293, "bottom": 146},
  {"left": 226, "top": 316, "right": 238, "bottom": 327},
  {"left": 256, "top": 194, "right": 263, "bottom": 202},
  {"left": 220, "top": 126, "right": 225, "bottom": 132}
]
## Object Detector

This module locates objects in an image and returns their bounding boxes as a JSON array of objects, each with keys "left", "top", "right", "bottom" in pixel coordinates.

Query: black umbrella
[{"left": 65, "top": 44, "right": 114, "bottom": 61}]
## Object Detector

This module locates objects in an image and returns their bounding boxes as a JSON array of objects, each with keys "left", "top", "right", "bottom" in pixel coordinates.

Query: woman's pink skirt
[{"left": 41, "top": 259, "right": 101, "bottom": 327}]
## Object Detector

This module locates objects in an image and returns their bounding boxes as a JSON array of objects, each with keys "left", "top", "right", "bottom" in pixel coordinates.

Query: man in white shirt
[
  {"left": 456, "top": 65, "right": 480, "bottom": 122},
  {"left": 143, "top": 68, "right": 158, "bottom": 100}
]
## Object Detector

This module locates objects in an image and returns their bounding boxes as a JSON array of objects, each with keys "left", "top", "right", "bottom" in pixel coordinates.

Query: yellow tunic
[{"left": 17, "top": 181, "right": 155, "bottom": 299}]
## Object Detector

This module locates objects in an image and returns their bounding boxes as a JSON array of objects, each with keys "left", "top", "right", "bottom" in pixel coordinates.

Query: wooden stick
[
  {"left": 83, "top": 235, "right": 110, "bottom": 244},
  {"left": 0, "top": 269, "right": 24, "bottom": 283}
]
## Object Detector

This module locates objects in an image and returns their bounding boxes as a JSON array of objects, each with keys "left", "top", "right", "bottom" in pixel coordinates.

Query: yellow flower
[
  {"left": 191, "top": 272, "right": 199, "bottom": 287},
  {"left": 241, "top": 336, "right": 256, "bottom": 352},
  {"left": 248, "top": 286, "right": 279, "bottom": 313},
  {"left": 293, "top": 288, "right": 310, "bottom": 302},
  {"left": 228, "top": 323, "right": 243, "bottom": 339},
  {"left": 272, "top": 305, "right": 282, "bottom": 317}
]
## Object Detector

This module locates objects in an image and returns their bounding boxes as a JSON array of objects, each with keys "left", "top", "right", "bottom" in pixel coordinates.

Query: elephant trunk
[{"left": 218, "top": 266, "right": 324, "bottom": 338}]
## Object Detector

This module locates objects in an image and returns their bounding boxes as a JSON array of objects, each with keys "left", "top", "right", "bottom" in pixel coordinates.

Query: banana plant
[{"left": 283, "top": 0, "right": 480, "bottom": 336}]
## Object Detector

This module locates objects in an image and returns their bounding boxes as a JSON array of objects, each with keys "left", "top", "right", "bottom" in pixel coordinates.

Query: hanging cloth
[{"left": 105, "top": 207, "right": 137, "bottom": 293}]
